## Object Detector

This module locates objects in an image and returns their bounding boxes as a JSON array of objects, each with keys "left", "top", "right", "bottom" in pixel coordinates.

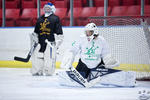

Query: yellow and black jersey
[{"left": 34, "top": 14, "right": 63, "bottom": 52}]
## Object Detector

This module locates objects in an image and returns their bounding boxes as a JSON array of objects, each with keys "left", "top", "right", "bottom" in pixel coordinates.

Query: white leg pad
[
  {"left": 30, "top": 44, "right": 44, "bottom": 75},
  {"left": 43, "top": 43, "right": 56, "bottom": 76},
  {"left": 98, "top": 71, "right": 136, "bottom": 87},
  {"left": 58, "top": 71, "right": 83, "bottom": 87}
]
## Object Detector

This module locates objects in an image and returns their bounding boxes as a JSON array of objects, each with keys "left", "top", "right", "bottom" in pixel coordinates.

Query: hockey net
[{"left": 88, "top": 16, "right": 150, "bottom": 80}]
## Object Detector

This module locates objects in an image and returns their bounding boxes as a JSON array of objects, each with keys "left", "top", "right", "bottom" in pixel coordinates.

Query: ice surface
[{"left": 0, "top": 68, "right": 150, "bottom": 100}]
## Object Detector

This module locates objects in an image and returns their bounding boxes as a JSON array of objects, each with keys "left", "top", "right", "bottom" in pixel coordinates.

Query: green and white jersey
[{"left": 70, "top": 35, "right": 110, "bottom": 69}]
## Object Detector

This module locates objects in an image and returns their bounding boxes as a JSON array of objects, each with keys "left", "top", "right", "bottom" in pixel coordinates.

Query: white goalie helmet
[
  {"left": 84, "top": 23, "right": 99, "bottom": 41},
  {"left": 43, "top": 2, "right": 56, "bottom": 17}
]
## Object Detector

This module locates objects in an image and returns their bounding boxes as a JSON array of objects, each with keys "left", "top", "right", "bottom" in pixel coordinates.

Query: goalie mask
[
  {"left": 43, "top": 2, "right": 56, "bottom": 17},
  {"left": 84, "top": 23, "right": 99, "bottom": 41}
]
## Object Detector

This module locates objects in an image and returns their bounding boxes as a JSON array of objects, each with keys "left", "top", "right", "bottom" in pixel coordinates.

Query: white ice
[{"left": 0, "top": 68, "right": 150, "bottom": 100}]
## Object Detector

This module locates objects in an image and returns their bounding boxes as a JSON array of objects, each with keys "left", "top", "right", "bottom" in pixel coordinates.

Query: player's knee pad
[{"left": 43, "top": 42, "right": 56, "bottom": 75}]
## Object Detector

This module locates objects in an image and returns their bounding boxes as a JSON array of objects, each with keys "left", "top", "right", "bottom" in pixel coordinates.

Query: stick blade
[{"left": 14, "top": 56, "right": 29, "bottom": 62}]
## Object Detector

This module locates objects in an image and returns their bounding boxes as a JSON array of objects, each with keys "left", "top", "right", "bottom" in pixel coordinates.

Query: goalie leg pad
[
  {"left": 43, "top": 43, "right": 56, "bottom": 76},
  {"left": 98, "top": 71, "right": 136, "bottom": 87},
  {"left": 30, "top": 44, "right": 44, "bottom": 75},
  {"left": 58, "top": 71, "right": 83, "bottom": 87}
]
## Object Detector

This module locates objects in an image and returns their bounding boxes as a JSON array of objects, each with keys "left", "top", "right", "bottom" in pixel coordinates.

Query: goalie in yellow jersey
[{"left": 30, "top": 2, "right": 63, "bottom": 76}]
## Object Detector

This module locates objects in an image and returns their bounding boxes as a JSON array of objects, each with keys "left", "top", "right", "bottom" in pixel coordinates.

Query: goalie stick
[
  {"left": 14, "top": 42, "right": 38, "bottom": 62},
  {"left": 69, "top": 66, "right": 89, "bottom": 87}
]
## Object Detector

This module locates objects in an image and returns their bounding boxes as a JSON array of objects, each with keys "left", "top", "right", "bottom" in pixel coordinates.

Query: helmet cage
[{"left": 84, "top": 23, "right": 99, "bottom": 41}]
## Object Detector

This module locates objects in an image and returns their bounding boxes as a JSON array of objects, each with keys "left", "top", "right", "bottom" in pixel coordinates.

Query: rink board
[
  {"left": 0, "top": 27, "right": 150, "bottom": 73},
  {"left": 0, "top": 60, "right": 150, "bottom": 72}
]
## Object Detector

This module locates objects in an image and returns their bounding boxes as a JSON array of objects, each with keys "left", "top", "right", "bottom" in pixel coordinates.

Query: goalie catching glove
[
  {"left": 60, "top": 51, "right": 75, "bottom": 70},
  {"left": 103, "top": 54, "right": 120, "bottom": 68}
]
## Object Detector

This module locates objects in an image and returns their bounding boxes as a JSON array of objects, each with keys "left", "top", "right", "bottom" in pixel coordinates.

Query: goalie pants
[
  {"left": 76, "top": 59, "right": 104, "bottom": 78},
  {"left": 30, "top": 43, "right": 56, "bottom": 76},
  {"left": 76, "top": 59, "right": 136, "bottom": 87}
]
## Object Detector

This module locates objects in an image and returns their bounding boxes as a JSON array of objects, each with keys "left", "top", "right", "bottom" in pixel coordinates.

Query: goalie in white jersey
[{"left": 60, "top": 23, "right": 136, "bottom": 87}]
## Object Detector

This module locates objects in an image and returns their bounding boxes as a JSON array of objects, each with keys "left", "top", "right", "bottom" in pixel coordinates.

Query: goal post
[{"left": 88, "top": 16, "right": 150, "bottom": 80}]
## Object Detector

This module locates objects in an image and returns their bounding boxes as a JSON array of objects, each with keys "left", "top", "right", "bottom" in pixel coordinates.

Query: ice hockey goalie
[
  {"left": 30, "top": 2, "right": 63, "bottom": 76},
  {"left": 58, "top": 23, "right": 136, "bottom": 88}
]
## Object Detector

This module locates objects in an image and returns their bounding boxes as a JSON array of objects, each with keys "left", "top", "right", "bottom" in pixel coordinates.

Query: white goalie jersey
[{"left": 70, "top": 35, "right": 116, "bottom": 69}]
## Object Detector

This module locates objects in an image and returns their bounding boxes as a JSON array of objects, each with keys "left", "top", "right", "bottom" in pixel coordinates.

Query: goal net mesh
[{"left": 88, "top": 16, "right": 150, "bottom": 80}]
